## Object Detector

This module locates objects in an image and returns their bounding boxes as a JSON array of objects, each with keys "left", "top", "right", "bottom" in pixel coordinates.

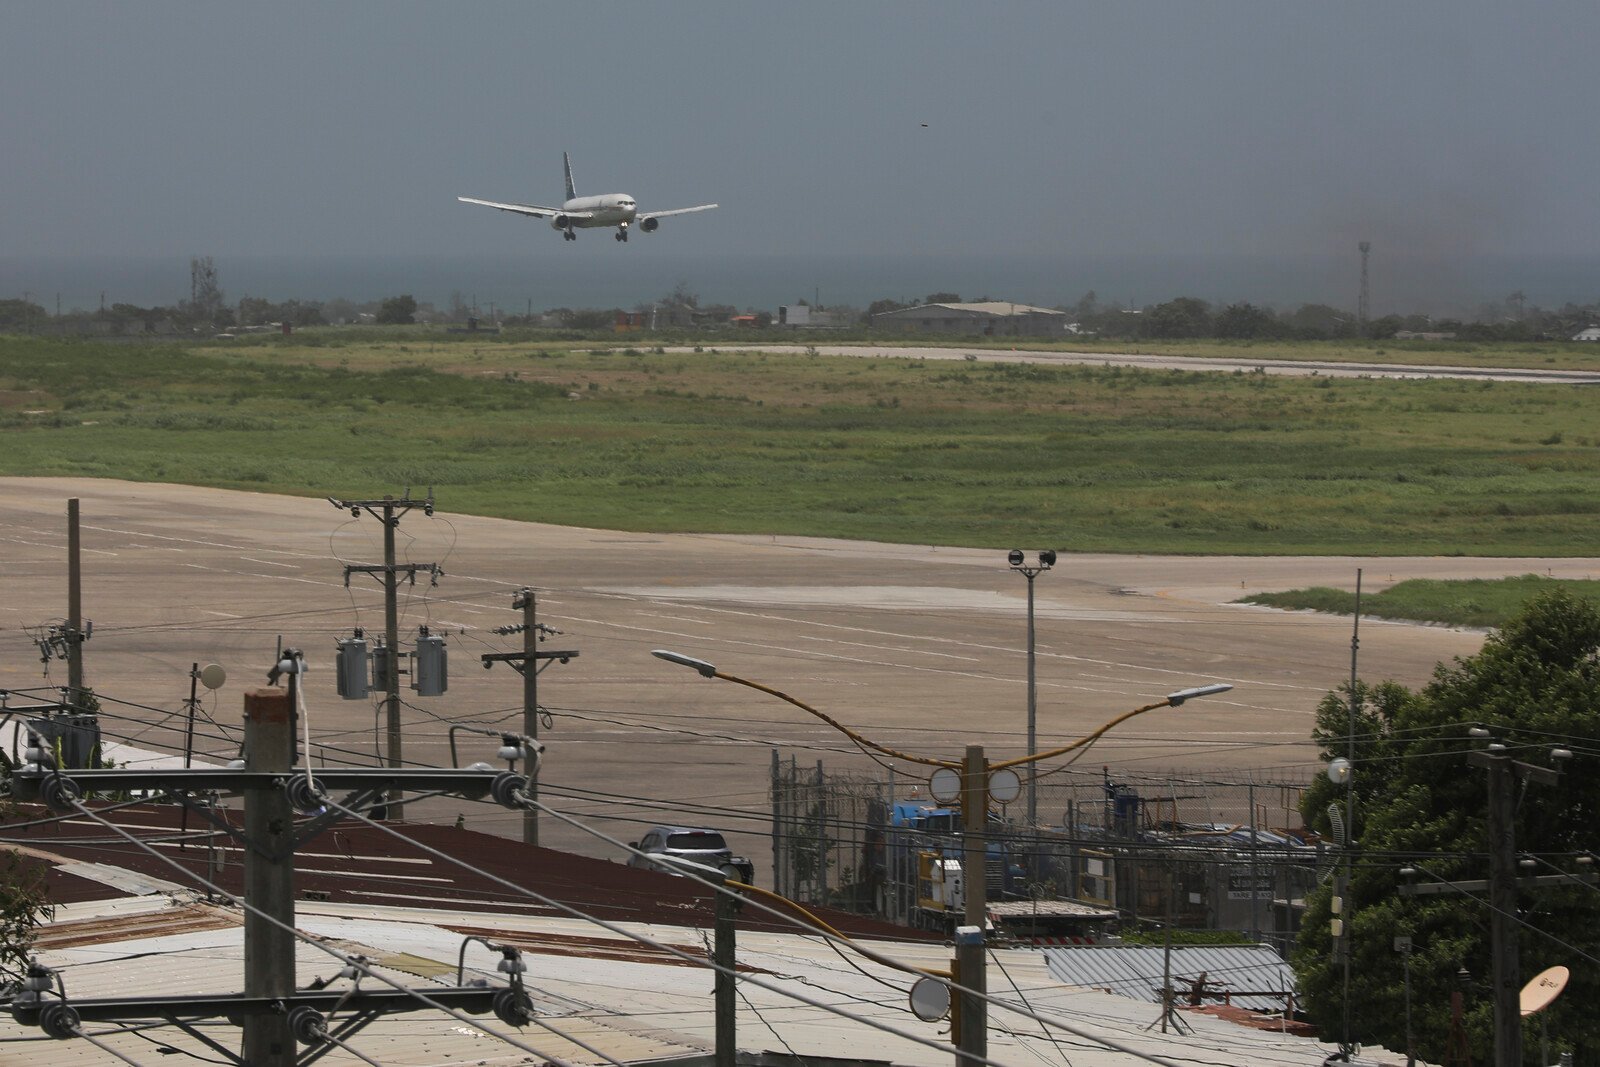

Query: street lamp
[
  {"left": 1007, "top": 549, "right": 1055, "bottom": 833},
  {"left": 651, "top": 648, "right": 1231, "bottom": 1067}
]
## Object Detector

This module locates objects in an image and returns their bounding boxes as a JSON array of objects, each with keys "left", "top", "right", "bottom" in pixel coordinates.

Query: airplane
[{"left": 458, "top": 152, "right": 718, "bottom": 242}]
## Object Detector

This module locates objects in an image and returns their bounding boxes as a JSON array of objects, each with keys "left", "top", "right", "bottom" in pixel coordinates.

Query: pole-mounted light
[
  {"left": 1166, "top": 683, "right": 1232, "bottom": 706},
  {"left": 652, "top": 649, "right": 717, "bottom": 677}
]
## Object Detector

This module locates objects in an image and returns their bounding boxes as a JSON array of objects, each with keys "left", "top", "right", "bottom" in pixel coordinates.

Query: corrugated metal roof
[
  {"left": 1043, "top": 943, "right": 1296, "bottom": 1014},
  {"left": 1, "top": 893, "right": 1372, "bottom": 1066}
]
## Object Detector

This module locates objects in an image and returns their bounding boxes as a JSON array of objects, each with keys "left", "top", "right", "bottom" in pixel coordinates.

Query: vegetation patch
[
  {"left": 1238, "top": 574, "right": 1600, "bottom": 627},
  {"left": 3, "top": 335, "right": 1600, "bottom": 555}
]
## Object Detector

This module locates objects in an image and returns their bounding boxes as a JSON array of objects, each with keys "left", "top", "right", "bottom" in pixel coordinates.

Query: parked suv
[{"left": 627, "top": 826, "right": 755, "bottom": 883}]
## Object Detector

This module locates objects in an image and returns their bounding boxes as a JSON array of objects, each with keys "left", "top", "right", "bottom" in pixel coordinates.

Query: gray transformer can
[
  {"left": 336, "top": 635, "right": 370, "bottom": 700},
  {"left": 413, "top": 631, "right": 448, "bottom": 696}
]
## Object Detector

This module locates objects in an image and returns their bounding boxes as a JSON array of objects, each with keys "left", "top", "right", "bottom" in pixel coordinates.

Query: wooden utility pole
[
  {"left": 1403, "top": 742, "right": 1577, "bottom": 1066},
  {"left": 381, "top": 497, "right": 401, "bottom": 816},
  {"left": 329, "top": 490, "right": 440, "bottom": 821},
  {"left": 480, "top": 588, "right": 579, "bottom": 846},
  {"left": 714, "top": 879, "right": 740, "bottom": 1067},
  {"left": 66, "top": 498, "right": 84, "bottom": 700},
  {"left": 955, "top": 745, "right": 987, "bottom": 1067},
  {"left": 520, "top": 588, "right": 540, "bottom": 845},
  {"left": 242, "top": 686, "right": 296, "bottom": 1066}
]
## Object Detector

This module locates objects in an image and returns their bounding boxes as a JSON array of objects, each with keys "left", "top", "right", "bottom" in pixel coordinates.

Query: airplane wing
[
  {"left": 637, "top": 203, "right": 718, "bottom": 221},
  {"left": 457, "top": 196, "right": 595, "bottom": 220}
]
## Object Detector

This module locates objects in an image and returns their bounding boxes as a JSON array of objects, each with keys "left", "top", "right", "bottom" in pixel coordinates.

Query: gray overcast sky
[{"left": 5, "top": 2, "right": 1600, "bottom": 270}]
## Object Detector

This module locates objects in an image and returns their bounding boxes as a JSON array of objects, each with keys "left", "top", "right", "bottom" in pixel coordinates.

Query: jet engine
[
  {"left": 550, "top": 216, "right": 570, "bottom": 230},
  {"left": 640, "top": 217, "right": 660, "bottom": 233}
]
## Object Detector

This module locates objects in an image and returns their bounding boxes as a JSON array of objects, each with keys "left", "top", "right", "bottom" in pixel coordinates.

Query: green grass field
[
  {"left": 1238, "top": 575, "right": 1600, "bottom": 628},
  {"left": 3, "top": 333, "right": 1600, "bottom": 555}
]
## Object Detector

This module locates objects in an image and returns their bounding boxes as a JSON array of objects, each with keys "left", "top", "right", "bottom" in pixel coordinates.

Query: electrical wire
[
  {"left": 520, "top": 797, "right": 1204, "bottom": 1067},
  {"left": 62, "top": 799, "right": 599, "bottom": 1067},
  {"left": 322, "top": 796, "right": 1041, "bottom": 1067}
]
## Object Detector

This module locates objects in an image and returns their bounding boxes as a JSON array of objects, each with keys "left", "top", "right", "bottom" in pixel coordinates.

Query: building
[
  {"left": 1571, "top": 326, "right": 1600, "bottom": 342},
  {"left": 871, "top": 301, "right": 1069, "bottom": 338},
  {"left": 778, "top": 304, "right": 851, "bottom": 329}
]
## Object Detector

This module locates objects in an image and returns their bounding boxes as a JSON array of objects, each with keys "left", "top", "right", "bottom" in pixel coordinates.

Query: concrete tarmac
[
  {"left": 2, "top": 478, "right": 1593, "bottom": 865},
  {"left": 665, "top": 344, "right": 1600, "bottom": 384}
]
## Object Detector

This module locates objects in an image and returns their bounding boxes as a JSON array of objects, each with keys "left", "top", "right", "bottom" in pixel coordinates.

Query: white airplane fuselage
[
  {"left": 457, "top": 152, "right": 715, "bottom": 242},
  {"left": 554, "top": 194, "right": 637, "bottom": 230}
]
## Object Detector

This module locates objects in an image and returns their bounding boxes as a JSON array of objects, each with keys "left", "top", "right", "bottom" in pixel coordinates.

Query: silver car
[{"left": 627, "top": 825, "right": 755, "bottom": 883}]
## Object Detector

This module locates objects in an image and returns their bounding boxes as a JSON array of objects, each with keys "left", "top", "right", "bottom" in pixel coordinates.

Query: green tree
[
  {"left": 0, "top": 299, "right": 49, "bottom": 330},
  {"left": 1293, "top": 590, "right": 1600, "bottom": 1064},
  {"left": 1143, "top": 296, "right": 1212, "bottom": 338},
  {"left": 377, "top": 294, "right": 417, "bottom": 325},
  {"left": 924, "top": 292, "right": 962, "bottom": 305},
  {"left": 0, "top": 763, "right": 52, "bottom": 984},
  {"left": 1212, "top": 302, "right": 1280, "bottom": 339}
]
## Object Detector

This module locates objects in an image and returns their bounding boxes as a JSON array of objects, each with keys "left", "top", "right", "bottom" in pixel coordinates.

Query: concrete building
[{"left": 872, "top": 301, "right": 1069, "bottom": 338}]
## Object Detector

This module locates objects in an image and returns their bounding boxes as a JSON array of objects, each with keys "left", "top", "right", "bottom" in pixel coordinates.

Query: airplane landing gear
[
  {"left": 614, "top": 225, "right": 629, "bottom": 242},
  {"left": 563, "top": 229, "right": 576, "bottom": 241}
]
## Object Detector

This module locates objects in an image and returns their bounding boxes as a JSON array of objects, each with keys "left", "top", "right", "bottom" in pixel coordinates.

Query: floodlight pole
[{"left": 1007, "top": 550, "right": 1055, "bottom": 836}]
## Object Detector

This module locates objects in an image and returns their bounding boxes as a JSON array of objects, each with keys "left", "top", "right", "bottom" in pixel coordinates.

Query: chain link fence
[{"left": 769, "top": 752, "right": 1324, "bottom": 950}]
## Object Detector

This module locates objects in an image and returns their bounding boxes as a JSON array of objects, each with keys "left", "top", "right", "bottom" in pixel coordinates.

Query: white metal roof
[{"left": 0, "top": 891, "right": 1376, "bottom": 1066}]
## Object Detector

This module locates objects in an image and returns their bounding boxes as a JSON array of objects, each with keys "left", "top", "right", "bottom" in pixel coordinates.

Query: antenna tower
[{"left": 1357, "top": 241, "right": 1371, "bottom": 330}]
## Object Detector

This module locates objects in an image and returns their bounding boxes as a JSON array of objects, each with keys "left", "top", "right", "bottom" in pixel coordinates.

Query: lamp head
[
  {"left": 1326, "top": 757, "right": 1352, "bottom": 785},
  {"left": 1038, "top": 549, "right": 1056, "bottom": 568},
  {"left": 652, "top": 649, "right": 717, "bottom": 678},
  {"left": 1007, "top": 549, "right": 1024, "bottom": 567},
  {"left": 1166, "top": 683, "right": 1232, "bottom": 706}
]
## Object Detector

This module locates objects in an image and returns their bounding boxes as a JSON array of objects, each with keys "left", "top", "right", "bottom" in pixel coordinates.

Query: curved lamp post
[{"left": 652, "top": 648, "right": 1231, "bottom": 1067}]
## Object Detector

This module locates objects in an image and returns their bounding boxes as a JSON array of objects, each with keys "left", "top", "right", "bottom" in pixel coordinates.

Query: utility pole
[
  {"left": 242, "top": 686, "right": 296, "bottom": 1066},
  {"left": 1401, "top": 736, "right": 1579, "bottom": 1067},
  {"left": 482, "top": 588, "right": 579, "bottom": 846},
  {"left": 66, "top": 498, "right": 84, "bottom": 702},
  {"left": 330, "top": 491, "right": 440, "bottom": 820},
  {"left": 955, "top": 744, "right": 987, "bottom": 1067},
  {"left": 9, "top": 666, "right": 536, "bottom": 1058},
  {"left": 1338, "top": 569, "right": 1361, "bottom": 1058},
  {"left": 714, "top": 876, "right": 740, "bottom": 1067}
]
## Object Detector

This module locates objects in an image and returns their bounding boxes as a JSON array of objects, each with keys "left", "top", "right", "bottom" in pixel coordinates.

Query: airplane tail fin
[{"left": 563, "top": 152, "right": 577, "bottom": 201}]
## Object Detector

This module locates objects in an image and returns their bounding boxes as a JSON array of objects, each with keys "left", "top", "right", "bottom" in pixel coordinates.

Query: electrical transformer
[
  {"left": 413, "top": 628, "right": 448, "bottom": 696},
  {"left": 336, "top": 633, "right": 370, "bottom": 700}
]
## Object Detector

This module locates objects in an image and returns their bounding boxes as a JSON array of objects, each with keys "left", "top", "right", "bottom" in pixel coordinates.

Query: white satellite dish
[
  {"left": 199, "top": 663, "right": 227, "bottom": 690},
  {"left": 988, "top": 767, "right": 1021, "bottom": 804},
  {"left": 908, "top": 976, "right": 950, "bottom": 1022},
  {"left": 1520, "top": 965, "right": 1569, "bottom": 1017},
  {"left": 929, "top": 767, "right": 961, "bottom": 804}
]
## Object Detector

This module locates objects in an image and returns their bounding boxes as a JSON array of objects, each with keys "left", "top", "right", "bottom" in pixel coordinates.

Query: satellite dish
[
  {"left": 929, "top": 767, "right": 961, "bottom": 804},
  {"left": 1520, "top": 965, "right": 1569, "bottom": 1017},
  {"left": 908, "top": 976, "right": 950, "bottom": 1022},
  {"left": 199, "top": 663, "right": 227, "bottom": 690},
  {"left": 988, "top": 767, "right": 1021, "bottom": 804}
]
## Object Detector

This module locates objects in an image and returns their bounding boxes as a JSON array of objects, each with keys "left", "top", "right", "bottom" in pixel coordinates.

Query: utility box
[
  {"left": 336, "top": 634, "right": 370, "bottom": 700},
  {"left": 412, "top": 630, "right": 448, "bottom": 696},
  {"left": 27, "top": 714, "right": 103, "bottom": 770}
]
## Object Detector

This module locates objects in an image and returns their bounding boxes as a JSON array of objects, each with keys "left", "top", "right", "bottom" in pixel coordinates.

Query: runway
[
  {"left": 665, "top": 344, "right": 1600, "bottom": 384},
  {"left": 2, "top": 478, "right": 1591, "bottom": 863}
]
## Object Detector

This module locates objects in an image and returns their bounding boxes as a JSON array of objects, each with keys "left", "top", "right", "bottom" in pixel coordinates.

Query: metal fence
[{"left": 769, "top": 752, "right": 1323, "bottom": 949}]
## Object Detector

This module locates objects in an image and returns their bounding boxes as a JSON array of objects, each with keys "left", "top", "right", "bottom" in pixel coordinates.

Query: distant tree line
[{"left": 7, "top": 265, "right": 1600, "bottom": 341}]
